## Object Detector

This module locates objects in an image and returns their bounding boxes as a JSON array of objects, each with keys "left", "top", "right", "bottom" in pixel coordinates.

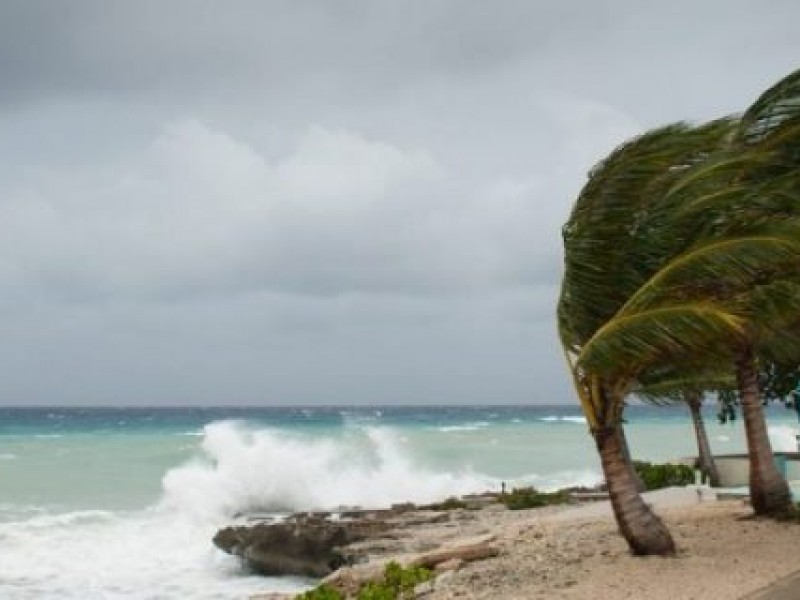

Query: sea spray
[
  {"left": 159, "top": 421, "right": 498, "bottom": 518},
  {"left": 0, "top": 506, "right": 308, "bottom": 599},
  {"left": 0, "top": 420, "right": 519, "bottom": 599}
]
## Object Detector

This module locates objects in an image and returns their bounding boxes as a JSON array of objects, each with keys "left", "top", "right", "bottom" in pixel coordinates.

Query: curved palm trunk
[
  {"left": 593, "top": 425, "right": 676, "bottom": 555},
  {"left": 686, "top": 392, "right": 720, "bottom": 487},
  {"left": 735, "top": 345, "right": 792, "bottom": 516},
  {"left": 617, "top": 425, "right": 646, "bottom": 492}
]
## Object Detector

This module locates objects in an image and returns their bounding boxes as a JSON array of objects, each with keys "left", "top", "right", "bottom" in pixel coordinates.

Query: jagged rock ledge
[{"left": 213, "top": 495, "right": 505, "bottom": 597}]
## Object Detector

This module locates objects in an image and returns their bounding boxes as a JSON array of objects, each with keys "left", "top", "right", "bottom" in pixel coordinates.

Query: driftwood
[
  {"left": 410, "top": 540, "right": 499, "bottom": 569},
  {"left": 321, "top": 537, "right": 499, "bottom": 596}
]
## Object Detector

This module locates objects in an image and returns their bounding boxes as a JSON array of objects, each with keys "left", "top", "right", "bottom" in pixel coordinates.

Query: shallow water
[{"left": 0, "top": 404, "right": 796, "bottom": 598}]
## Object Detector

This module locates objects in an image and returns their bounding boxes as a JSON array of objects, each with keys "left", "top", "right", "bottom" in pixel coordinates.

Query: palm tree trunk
[
  {"left": 735, "top": 345, "right": 792, "bottom": 516},
  {"left": 686, "top": 392, "right": 720, "bottom": 487},
  {"left": 593, "top": 425, "right": 676, "bottom": 555},
  {"left": 617, "top": 425, "right": 646, "bottom": 492}
]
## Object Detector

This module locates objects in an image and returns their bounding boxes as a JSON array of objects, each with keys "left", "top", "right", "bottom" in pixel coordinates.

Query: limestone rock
[{"left": 213, "top": 514, "right": 388, "bottom": 577}]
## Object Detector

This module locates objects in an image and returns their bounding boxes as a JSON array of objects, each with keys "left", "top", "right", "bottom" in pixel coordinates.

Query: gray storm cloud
[{"left": 1, "top": 1, "right": 799, "bottom": 404}]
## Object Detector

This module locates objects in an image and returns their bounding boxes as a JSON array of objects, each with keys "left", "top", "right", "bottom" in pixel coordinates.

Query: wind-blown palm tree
[
  {"left": 559, "top": 120, "right": 741, "bottom": 555},
  {"left": 660, "top": 68, "right": 800, "bottom": 515},
  {"left": 560, "top": 80, "right": 800, "bottom": 550},
  {"left": 581, "top": 226, "right": 800, "bottom": 516}
]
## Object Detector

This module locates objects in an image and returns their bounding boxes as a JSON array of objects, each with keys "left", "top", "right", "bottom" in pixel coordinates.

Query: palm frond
[
  {"left": 576, "top": 304, "right": 744, "bottom": 378},
  {"left": 634, "top": 361, "right": 736, "bottom": 405},
  {"left": 559, "top": 121, "right": 735, "bottom": 350},
  {"left": 619, "top": 229, "right": 800, "bottom": 314},
  {"left": 741, "top": 68, "right": 800, "bottom": 143}
]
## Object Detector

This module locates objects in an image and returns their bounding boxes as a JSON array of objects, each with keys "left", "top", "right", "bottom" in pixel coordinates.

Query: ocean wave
[
  {"left": 0, "top": 506, "right": 304, "bottom": 599},
  {"left": 0, "top": 419, "right": 607, "bottom": 599},
  {"left": 2, "top": 509, "right": 119, "bottom": 531},
  {"left": 159, "top": 421, "right": 496, "bottom": 519},
  {"left": 436, "top": 421, "right": 491, "bottom": 433},
  {"left": 539, "top": 415, "right": 587, "bottom": 424},
  {"left": 510, "top": 469, "right": 603, "bottom": 492}
]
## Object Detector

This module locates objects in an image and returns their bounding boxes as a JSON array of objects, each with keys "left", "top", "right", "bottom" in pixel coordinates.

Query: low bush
[
  {"left": 498, "top": 487, "right": 570, "bottom": 510},
  {"left": 420, "top": 496, "right": 468, "bottom": 511},
  {"left": 633, "top": 460, "right": 695, "bottom": 490},
  {"left": 296, "top": 584, "right": 343, "bottom": 600},
  {"left": 358, "top": 561, "right": 432, "bottom": 599},
  {"left": 295, "top": 561, "right": 432, "bottom": 600}
]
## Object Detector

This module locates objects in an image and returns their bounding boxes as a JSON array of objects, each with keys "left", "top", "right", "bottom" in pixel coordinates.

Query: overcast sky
[{"left": 1, "top": 1, "right": 799, "bottom": 405}]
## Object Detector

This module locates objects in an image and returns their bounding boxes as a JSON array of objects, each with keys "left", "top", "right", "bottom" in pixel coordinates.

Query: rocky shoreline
[
  {"left": 212, "top": 491, "right": 594, "bottom": 598},
  {"left": 213, "top": 487, "right": 800, "bottom": 600}
]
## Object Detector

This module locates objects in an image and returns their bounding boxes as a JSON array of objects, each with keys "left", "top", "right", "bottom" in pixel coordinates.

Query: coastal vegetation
[
  {"left": 498, "top": 486, "right": 570, "bottom": 509},
  {"left": 295, "top": 561, "right": 432, "bottom": 600},
  {"left": 558, "top": 66, "right": 800, "bottom": 554},
  {"left": 632, "top": 461, "right": 694, "bottom": 491}
]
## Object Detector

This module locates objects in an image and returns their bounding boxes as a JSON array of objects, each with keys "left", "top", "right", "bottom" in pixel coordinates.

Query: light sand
[
  {"left": 430, "top": 489, "right": 800, "bottom": 600},
  {"left": 252, "top": 488, "right": 800, "bottom": 600}
]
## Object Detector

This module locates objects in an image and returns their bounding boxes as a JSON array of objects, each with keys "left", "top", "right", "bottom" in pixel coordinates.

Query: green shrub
[
  {"left": 499, "top": 487, "right": 570, "bottom": 510},
  {"left": 633, "top": 461, "right": 695, "bottom": 490},
  {"left": 295, "top": 584, "right": 344, "bottom": 600},
  {"left": 358, "top": 561, "right": 432, "bottom": 600},
  {"left": 296, "top": 561, "right": 432, "bottom": 600},
  {"left": 356, "top": 582, "right": 395, "bottom": 600},
  {"left": 379, "top": 561, "right": 432, "bottom": 598}
]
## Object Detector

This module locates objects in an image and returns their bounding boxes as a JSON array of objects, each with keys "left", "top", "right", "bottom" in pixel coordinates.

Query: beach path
[{"left": 740, "top": 570, "right": 800, "bottom": 599}]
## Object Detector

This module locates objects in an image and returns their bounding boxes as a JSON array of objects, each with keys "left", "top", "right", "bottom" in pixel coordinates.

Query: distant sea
[{"left": 0, "top": 404, "right": 797, "bottom": 599}]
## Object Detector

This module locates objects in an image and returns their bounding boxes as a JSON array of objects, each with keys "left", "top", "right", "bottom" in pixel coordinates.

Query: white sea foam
[
  {"left": 0, "top": 419, "right": 604, "bottom": 599},
  {"left": 0, "top": 506, "right": 307, "bottom": 599},
  {"left": 160, "top": 421, "right": 495, "bottom": 519},
  {"left": 517, "top": 469, "right": 603, "bottom": 492},
  {"left": 436, "top": 421, "right": 490, "bottom": 433},
  {"left": 540, "top": 415, "right": 587, "bottom": 424}
]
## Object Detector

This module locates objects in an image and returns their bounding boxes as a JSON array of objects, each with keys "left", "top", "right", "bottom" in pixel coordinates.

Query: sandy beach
[
  {"left": 256, "top": 488, "right": 800, "bottom": 600},
  {"left": 424, "top": 489, "right": 800, "bottom": 600}
]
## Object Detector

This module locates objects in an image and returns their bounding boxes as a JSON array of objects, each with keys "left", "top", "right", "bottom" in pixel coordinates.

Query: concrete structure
[{"left": 713, "top": 453, "right": 800, "bottom": 487}]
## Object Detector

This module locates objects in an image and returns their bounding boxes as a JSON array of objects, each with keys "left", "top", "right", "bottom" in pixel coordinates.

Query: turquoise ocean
[{"left": 0, "top": 404, "right": 797, "bottom": 599}]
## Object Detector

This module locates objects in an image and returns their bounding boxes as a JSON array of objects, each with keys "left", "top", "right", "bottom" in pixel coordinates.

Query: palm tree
[
  {"left": 561, "top": 125, "right": 800, "bottom": 553},
  {"left": 660, "top": 68, "right": 800, "bottom": 515},
  {"left": 735, "top": 343, "right": 792, "bottom": 514},
  {"left": 560, "top": 67, "right": 800, "bottom": 550},
  {"left": 685, "top": 391, "right": 721, "bottom": 487},
  {"left": 727, "top": 281, "right": 800, "bottom": 514},
  {"left": 635, "top": 367, "right": 727, "bottom": 488},
  {"left": 586, "top": 228, "right": 800, "bottom": 516},
  {"left": 616, "top": 67, "right": 800, "bottom": 517},
  {"left": 559, "top": 120, "right": 740, "bottom": 555},
  {"left": 729, "top": 69, "right": 800, "bottom": 514}
]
